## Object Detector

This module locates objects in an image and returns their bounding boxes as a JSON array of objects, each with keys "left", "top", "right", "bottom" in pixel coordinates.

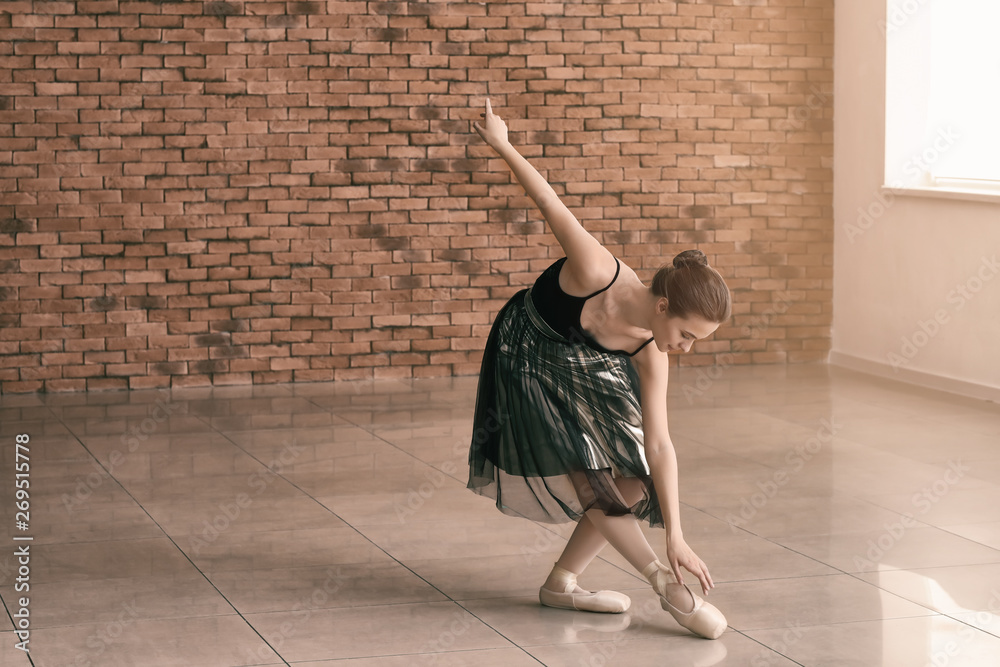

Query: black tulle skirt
[{"left": 467, "top": 288, "right": 663, "bottom": 527}]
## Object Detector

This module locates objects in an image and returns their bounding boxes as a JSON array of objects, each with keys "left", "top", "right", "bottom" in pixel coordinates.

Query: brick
[{"left": 0, "top": 0, "right": 832, "bottom": 393}]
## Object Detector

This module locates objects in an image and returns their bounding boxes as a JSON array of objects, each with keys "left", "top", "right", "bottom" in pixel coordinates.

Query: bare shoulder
[
  {"left": 631, "top": 338, "right": 668, "bottom": 382},
  {"left": 560, "top": 244, "right": 620, "bottom": 296},
  {"left": 614, "top": 260, "right": 643, "bottom": 287}
]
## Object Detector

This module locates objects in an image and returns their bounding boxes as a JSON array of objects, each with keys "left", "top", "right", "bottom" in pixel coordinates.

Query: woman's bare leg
[
  {"left": 546, "top": 477, "right": 654, "bottom": 584},
  {"left": 581, "top": 506, "right": 658, "bottom": 574},
  {"left": 543, "top": 514, "right": 608, "bottom": 590},
  {"left": 586, "top": 508, "right": 694, "bottom": 611},
  {"left": 567, "top": 478, "right": 694, "bottom": 612},
  {"left": 538, "top": 491, "right": 634, "bottom": 613}
]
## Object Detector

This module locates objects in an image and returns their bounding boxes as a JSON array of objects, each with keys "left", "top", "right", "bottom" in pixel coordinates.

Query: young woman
[{"left": 466, "top": 100, "right": 732, "bottom": 640}]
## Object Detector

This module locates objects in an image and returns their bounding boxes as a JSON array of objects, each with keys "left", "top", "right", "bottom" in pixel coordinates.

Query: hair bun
[{"left": 673, "top": 249, "right": 708, "bottom": 269}]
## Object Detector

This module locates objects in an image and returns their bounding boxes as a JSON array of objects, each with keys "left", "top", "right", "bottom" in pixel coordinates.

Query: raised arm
[{"left": 473, "top": 99, "right": 615, "bottom": 294}]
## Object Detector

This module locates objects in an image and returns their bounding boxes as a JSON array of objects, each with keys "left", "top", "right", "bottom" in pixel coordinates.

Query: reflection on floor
[{"left": 1, "top": 364, "right": 999, "bottom": 666}]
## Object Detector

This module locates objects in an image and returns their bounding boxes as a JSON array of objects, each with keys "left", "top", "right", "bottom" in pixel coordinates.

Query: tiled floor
[{"left": 1, "top": 364, "right": 999, "bottom": 666}]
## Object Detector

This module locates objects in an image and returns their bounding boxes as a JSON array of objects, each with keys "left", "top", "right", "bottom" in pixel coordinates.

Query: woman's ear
[{"left": 657, "top": 297, "right": 669, "bottom": 314}]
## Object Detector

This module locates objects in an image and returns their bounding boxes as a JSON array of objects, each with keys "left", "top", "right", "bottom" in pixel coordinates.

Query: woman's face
[{"left": 652, "top": 299, "right": 719, "bottom": 353}]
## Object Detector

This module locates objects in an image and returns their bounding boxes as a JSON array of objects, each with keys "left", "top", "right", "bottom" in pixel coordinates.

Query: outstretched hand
[
  {"left": 667, "top": 535, "right": 715, "bottom": 596},
  {"left": 472, "top": 98, "right": 509, "bottom": 151}
]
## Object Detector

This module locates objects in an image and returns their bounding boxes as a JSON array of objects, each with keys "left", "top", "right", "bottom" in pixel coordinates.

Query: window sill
[{"left": 881, "top": 185, "right": 1000, "bottom": 205}]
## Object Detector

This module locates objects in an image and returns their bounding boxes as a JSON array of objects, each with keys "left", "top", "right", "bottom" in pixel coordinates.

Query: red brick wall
[{"left": 0, "top": 0, "right": 833, "bottom": 393}]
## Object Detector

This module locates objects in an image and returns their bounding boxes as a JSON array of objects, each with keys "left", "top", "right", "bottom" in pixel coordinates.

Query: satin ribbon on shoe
[
  {"left": 539, "top": 565, "right": 631, "bottom": 613},
  {"left": 642, "top": 560, "right": 727, "bottom": 639}
]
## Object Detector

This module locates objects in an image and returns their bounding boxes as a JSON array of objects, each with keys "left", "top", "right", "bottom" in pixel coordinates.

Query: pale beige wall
[{"left": 833, "top": 0, "right": 1000, "bottom": 401}]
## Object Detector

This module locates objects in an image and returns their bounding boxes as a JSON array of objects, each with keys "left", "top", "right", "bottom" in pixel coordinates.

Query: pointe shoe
[
  {"left": 539, "top": 565, "right": 631, "bottom": 613},
  {"left": 642, "top": 560, "right": 727, "bottom": 640}
]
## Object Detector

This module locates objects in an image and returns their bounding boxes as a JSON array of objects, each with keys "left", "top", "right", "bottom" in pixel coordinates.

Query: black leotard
[{"left": 530, "top": 257, "right": 655, "bottom": 357}]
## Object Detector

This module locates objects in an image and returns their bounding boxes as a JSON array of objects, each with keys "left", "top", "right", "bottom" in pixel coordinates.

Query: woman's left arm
[{"left": 633, "top": 345, "right": 715, "bottom": 595}]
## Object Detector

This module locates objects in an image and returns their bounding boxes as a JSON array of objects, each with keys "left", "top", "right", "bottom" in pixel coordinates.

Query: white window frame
[{"left": 883, "top": 0, "right": 1000, "bottom": 204}]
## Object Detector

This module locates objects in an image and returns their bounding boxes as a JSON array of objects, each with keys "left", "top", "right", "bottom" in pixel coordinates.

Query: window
[{"left": 884, "top": 0, "right": 1000, "bottom": 198}]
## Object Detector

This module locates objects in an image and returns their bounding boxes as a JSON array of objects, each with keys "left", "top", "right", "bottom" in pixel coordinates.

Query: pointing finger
[{"left": 485, "top": 98, "right": 492, "bottom": 116}]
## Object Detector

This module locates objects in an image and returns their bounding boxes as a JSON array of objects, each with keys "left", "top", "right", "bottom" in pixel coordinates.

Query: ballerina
[{"left": 466, "top": 100, "right": 732, "bottom": 639}]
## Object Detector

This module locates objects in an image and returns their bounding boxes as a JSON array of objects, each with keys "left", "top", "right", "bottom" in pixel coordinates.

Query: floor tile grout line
[
  {"left": 696, "top": 515, "right": 949, "bottom": 602},
  {"left": 728, "top": 519, "right": 1000, "bottom": 633},
  {"left": 300, "top": 646, "right": 545, "bottom": 664},
  {"left": 723, "top": 630, "right": 808, "bottom": 667},
  {"left": 936, "top": 612, "right": 1000, "bottom": 641},
  {"left": 444, "top": 601, "right": 549, "bottom": 666},
  {"left": 295, "top": 394, "right": 472, "bottom": 482},
  {"left": 42, "top": 404, "right": 294, "bottom": 667}
]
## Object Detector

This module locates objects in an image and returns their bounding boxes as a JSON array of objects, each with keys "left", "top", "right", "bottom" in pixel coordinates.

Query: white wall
[{"left": 833, "top": 0, "right": 1000, "bottom": 402}]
